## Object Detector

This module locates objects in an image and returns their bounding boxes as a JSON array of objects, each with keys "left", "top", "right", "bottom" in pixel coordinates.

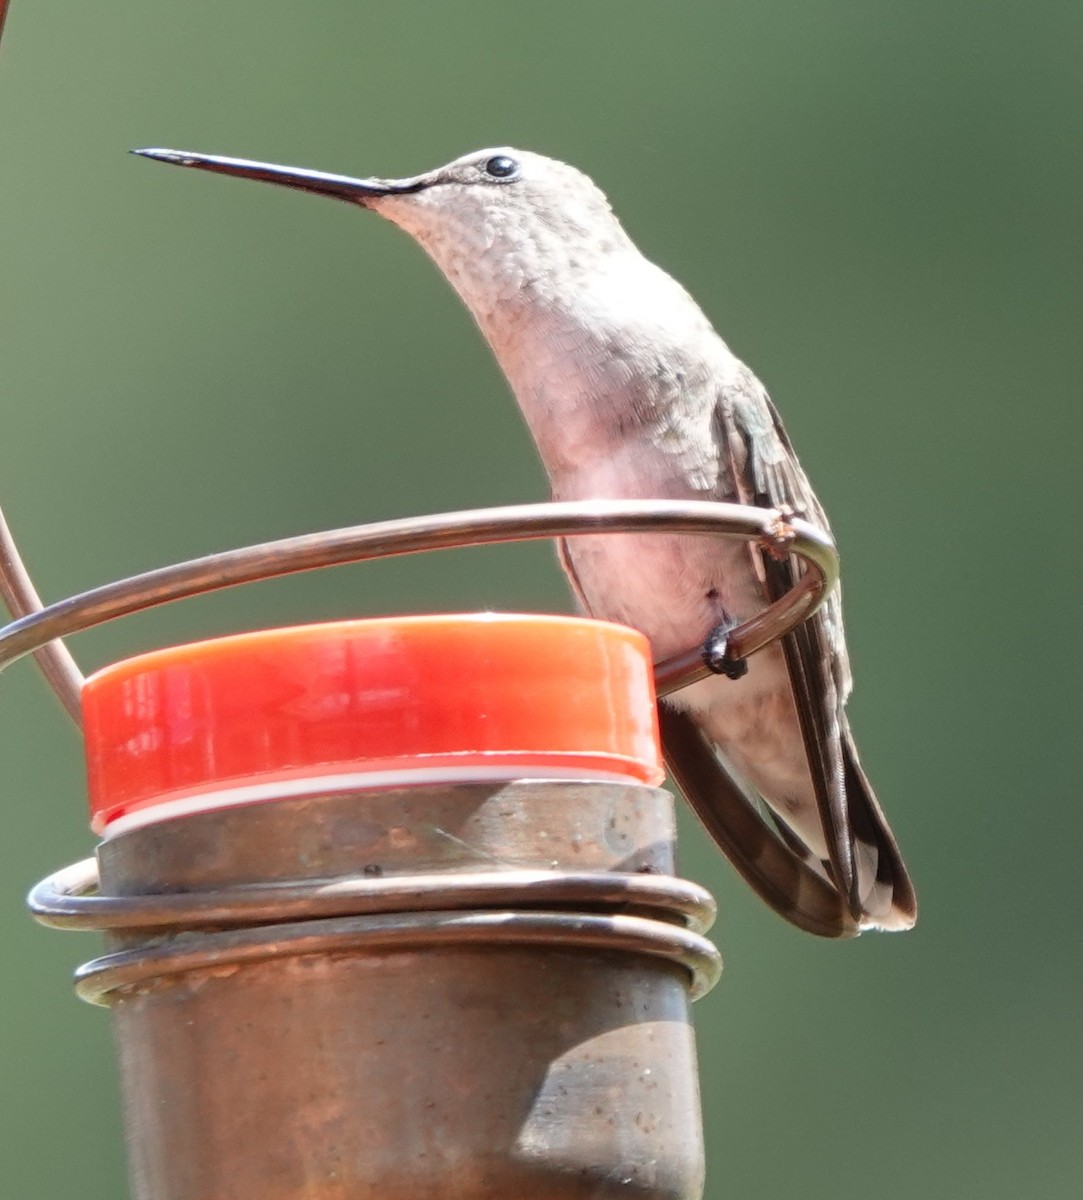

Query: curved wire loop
[
  {"left": 0, "top": 498, "right": 838, "bottom": 729},
  {"left": 29, "top": 858, "right": 718, "bottom": 934}
]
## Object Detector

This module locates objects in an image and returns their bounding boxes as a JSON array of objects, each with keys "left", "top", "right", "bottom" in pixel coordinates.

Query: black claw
[{"left": 702, "top": 624, "right": 749, "bottom": 680}]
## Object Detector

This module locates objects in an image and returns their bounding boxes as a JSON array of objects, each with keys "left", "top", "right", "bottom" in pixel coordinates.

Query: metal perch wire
[{"left": 0, "top": 497, "right": 838, "bottom": 725}]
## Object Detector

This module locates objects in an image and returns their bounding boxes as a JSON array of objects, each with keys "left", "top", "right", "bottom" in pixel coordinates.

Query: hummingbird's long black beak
[{"left": 131, "top": 148, "right": 424, "bottom": 203}]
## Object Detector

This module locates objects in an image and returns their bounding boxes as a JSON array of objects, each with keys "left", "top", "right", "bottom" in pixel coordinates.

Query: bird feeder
[{"left": 5, "top": 495, "right": 837, "bottom": 1200}]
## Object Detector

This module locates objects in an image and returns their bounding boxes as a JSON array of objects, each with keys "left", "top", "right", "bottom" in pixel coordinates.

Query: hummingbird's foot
[{"left": 702, "top": 622, "right": 749, "bottom": 680}]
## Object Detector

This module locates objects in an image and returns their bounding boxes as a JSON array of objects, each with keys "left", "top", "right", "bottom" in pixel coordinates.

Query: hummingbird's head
[
  {"left": 132, "top": 145, "right": 634, "bottom": 312},
  {"left": 356, "top": 147, "right": 621, "bottom": 246}
]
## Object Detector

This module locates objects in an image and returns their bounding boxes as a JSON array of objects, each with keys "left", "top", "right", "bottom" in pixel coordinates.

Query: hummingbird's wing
[{"left": 691, "top": 370, "right": 916, "bottom": 932}]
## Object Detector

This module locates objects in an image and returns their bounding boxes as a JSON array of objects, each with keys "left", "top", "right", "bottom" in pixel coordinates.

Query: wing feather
[{"left": 710, "top": 368, "right": 915, "bottom": 929}]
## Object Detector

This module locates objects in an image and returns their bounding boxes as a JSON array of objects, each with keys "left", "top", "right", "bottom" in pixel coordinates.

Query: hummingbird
[{"left": 133, "top": 144, "right": 916, "bottom": 938}]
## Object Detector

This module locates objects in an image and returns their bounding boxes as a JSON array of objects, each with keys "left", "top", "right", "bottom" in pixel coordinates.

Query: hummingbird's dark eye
[{"left": 483, "top": 155, "right": 519, "bottom": 179}]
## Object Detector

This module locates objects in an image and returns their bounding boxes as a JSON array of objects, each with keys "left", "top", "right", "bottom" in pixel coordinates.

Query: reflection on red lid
[{"left": 82, "top": 614, "right": 664, "bottom": 833}]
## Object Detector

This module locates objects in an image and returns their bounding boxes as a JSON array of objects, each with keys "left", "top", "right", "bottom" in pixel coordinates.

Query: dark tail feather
[
  {"left": 658, "top": 703, "right": 859, "bottom": 939},
  {"left": 759, "top": 541, "right": 916, "bottom": 929},
  {"left": 841, "top": 725, "right": 917, "bottom": 931}
]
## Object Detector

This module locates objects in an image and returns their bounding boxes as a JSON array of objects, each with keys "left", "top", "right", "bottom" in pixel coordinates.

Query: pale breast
[{"left": 553, "top": 441, "right": 767, "bottom": 661}]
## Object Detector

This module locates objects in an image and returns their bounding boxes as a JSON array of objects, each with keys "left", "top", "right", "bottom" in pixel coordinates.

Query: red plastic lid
[{"left": 82, "top": 614, "right": 663, "bottom": 834}]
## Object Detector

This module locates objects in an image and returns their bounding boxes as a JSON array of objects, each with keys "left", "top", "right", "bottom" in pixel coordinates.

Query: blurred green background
[{"left": 1, "top": 2, "right": 1079, "bottom": 1196}]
